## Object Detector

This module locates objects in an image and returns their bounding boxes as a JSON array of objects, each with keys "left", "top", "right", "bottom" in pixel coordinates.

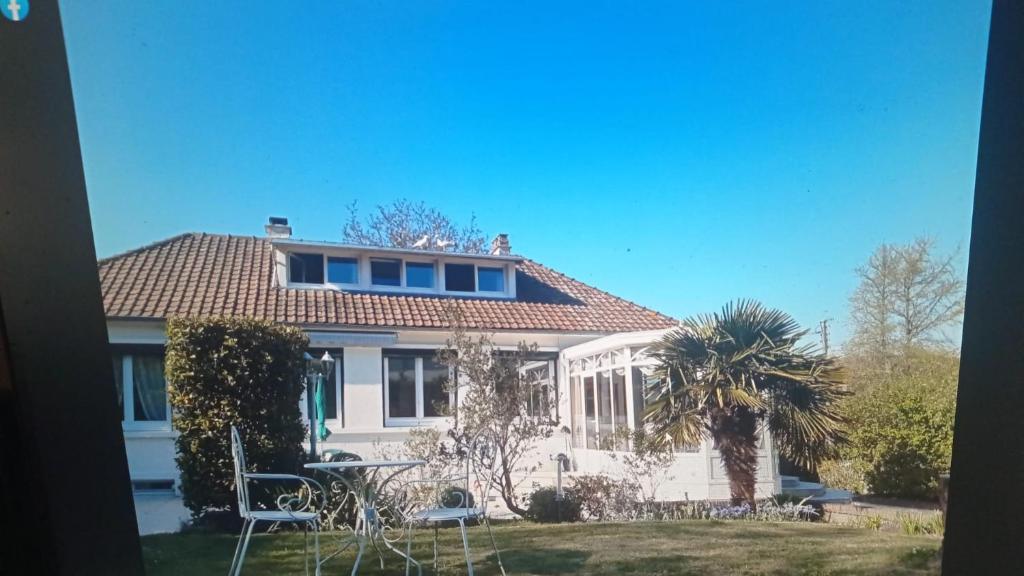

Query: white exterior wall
[{"left": 109, "top": 321, "right": 779, "bottom": 509}]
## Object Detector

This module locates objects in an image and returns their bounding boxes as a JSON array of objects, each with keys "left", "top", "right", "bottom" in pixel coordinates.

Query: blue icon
[{"left": 1, "top": 0, "right": 28, "bottom": 22}]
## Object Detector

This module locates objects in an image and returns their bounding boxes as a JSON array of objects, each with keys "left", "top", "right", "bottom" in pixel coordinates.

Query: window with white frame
[
  {"left": 303, "top": 349, "right": 343, "bottom": 427},
  {"left": 520, "top": 356, "right": 558, "bottom": 420},
  {"left": 111, "top": 350, "right": 170, "bottom": 430},
  {"left": 383, "top": 351, "right": 453, "bottom": 425},
  {"left": 568, "top": 347, "right": 669, "bottom": 452}
]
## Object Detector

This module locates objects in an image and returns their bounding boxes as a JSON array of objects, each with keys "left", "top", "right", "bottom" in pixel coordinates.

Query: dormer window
[
  {"left": 327, "top": 257, "right": 358, "bottom": 284},
  {"left": 289, "top": 253, "right": 324, "bottom": 284},
  {"left": 371, "top": 258, "right": 402, "bottom": 286},
  {"left": 445, "top": 263, "right": 475, "bottom": 292},
  {"left": 277, "top": 241, "right": 517, "bottom": 299},
  {"left": 478, "top": 266, "right": 505, "bottom": 292},
  {"left": 405, "top": 262, "right": 435, "bottom": 288}
]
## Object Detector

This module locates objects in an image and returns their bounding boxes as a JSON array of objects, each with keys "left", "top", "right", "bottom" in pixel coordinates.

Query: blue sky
[{"left": 61, "top": 1, "right": 991, "bottom": 347}]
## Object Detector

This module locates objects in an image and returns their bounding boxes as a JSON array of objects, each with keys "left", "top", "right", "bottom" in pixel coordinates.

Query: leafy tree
[
  {"left": 646, "top": 300, "right": 847, "bottom": 506},
  {"left": 825, "top": 347, "right": 958, "bottom": 498},
  {"left": 342, "top": 199, "right": 487, "bottom": 253},
  {"left": 848, "top": 238, "right": 964, "bottom": 374},
  {"left": 165, "top": 317, "right": 308, "bottom": 519},
  {"left": 434, "top": 312, "right": 556, "bottom": 517}
]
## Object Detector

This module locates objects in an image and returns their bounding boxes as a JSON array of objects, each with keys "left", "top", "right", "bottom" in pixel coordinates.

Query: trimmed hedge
[
  {"left": 165, "top": 317, "right": 309, "bottom": 518},
  {"left": 526, "top": 486, "right": 583, "bottom": 523}
]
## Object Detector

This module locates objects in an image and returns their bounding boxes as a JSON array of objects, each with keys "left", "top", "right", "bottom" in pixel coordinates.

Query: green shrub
[
  {"left": 526, "top": 486, "right": 582, "bottom": 523},
  {"left": 817, "top": 459, "right": 869, "bottom": 494},
  {"left": 166, "top": 317, "right": 309, "bottom": 519},
  {"left": 570, "top": 474, "right": 638, "bottom": 521},
  {"left": 897, "top": 513, "right": 944, "bottom": 536},
  {"left": 839, "top": 351, "right": 957, "bottom": 500}
]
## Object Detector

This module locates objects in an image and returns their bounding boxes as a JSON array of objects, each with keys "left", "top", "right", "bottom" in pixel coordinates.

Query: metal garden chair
[
  {"left": 397, "top": 431, "right": 507, "bottom": 576},
  {"left": 229, "top": 425, "right": 326, "bottom": 576}
]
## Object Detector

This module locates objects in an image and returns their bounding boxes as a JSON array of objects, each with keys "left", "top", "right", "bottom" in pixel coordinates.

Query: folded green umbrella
[{"left": 314, "top": 373, "right": 331, "bottom": 441}]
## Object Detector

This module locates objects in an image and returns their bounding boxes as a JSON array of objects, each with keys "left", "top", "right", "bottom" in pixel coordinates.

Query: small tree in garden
[
  {"left": 436, "top": 312, "right": 556, "bottom": 517},
  {"left": 646, "top": 300, "right": 848, "bottom": 507},
  {"left": 165, "top": 317, "right": 308, "bottom": 519}
]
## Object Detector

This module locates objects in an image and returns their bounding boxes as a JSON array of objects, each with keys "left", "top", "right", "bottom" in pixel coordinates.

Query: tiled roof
[{"left": 98, "top": 233, "right": 677, "bottom": 333}]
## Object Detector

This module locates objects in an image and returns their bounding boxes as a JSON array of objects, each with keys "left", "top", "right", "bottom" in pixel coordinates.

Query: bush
[
  {"left": 570, "top": 474, "right": 638, "bottom": 521},
  {"left": 818, "top": 459, "right": 869, "bottom": 494},
  {"left": 526, "top": 486, "right": 582, "bottom": 523},
  {"left": 842, "top": 373, "right": 956, "bottom": 499},
  {"left": 166, "top": 317, "right": 309, "bottom": 519}
]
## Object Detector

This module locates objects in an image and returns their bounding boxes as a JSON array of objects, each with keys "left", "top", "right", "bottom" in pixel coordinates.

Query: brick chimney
[
  {"left": 490, "top": 233, "right": 510, "bottom": 256},
  {"left": 265, "top": 216, "right": 292, "bottom": 238}
]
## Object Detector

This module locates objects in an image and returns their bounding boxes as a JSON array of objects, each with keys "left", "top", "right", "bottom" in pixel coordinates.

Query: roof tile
[{"left": 99, "top": 233, "right": 677, "bottom": 333}]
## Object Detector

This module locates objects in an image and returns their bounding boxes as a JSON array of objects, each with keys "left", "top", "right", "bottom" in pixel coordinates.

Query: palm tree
[{"left": 645, "top": 300, "right": 847, "bottom": 506}]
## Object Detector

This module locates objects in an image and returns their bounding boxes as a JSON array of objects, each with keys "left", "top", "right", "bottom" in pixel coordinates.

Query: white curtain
[{"left": 133, "top": 355, "right": 166, "bottom": 421}]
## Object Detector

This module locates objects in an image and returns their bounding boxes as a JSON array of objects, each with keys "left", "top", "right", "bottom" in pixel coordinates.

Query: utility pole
[{"left": 816, "top": 319, "right": 831, "bottom": 356}]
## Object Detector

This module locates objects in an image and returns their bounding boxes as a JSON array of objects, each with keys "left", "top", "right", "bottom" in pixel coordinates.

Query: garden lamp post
[{"left": 304, "top": 351, "right": 335, "bottom": 458}]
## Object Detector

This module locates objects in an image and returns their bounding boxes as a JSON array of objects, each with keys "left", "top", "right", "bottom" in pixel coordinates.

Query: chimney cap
[{"left": 265, "top": 216, "right": 292, "bottom": 238}]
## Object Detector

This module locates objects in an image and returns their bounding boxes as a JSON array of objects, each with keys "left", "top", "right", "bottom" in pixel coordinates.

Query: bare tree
[
  {"left": 849, "top": 238, "right": 965, "bottom": 368},
  {"left": 342, "top": 199, "right": 487, "bottom": 253},
  {"left": 435, "top": 310, "right": 555, "bottom": 517}
]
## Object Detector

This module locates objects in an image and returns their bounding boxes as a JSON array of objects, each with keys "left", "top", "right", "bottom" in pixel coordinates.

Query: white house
[{"left": 99, "top": 219, "right": 782, "bottom": 529}]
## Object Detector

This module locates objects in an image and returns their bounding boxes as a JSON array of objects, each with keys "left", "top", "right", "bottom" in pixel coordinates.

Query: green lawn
[{"left": 143, "top": 520, "right": 941, "bottom": 575}]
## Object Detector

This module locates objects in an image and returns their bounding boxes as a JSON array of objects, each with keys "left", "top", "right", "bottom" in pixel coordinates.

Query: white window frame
[
  {"left": 326, "top": 256, "right": 360, "bottom": 286},
  {"left": 404, "top": 260, "right": 437, "bottom": 289},
  {"left": 118, "top": 353, "right": 172, "bottom": 432},
  {"left": 476, "top": 265, "right": 507, "bottom": 294},
  {"left": 288, "top": 252, "right": 327, "bottom": 286},
  {"left": 299, "top": 352, "right": 344, "bottom": 430},
  {"left": 383, "top": 354, "right": 455, "bottom": 426}
]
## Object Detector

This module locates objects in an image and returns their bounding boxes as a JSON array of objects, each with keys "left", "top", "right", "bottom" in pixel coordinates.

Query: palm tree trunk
[{"left": 711, "top": 407, "right": 760, "bottom": 507}]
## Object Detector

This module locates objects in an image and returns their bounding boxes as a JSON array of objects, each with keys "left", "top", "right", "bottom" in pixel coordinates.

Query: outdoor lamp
[{"left": 319, "top": 350, "right": 335, "bottom": 375}]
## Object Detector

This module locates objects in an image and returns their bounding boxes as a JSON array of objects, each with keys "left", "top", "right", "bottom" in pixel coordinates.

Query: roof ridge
[
  {"left": 98, "top": 232, "right": 269, "bottom": 265},
  {"left": 521, "top": 257, "right": 677, "bottom": 323},
  {"left": 98, "top": 232, "right": 202, "bottom": 265}
]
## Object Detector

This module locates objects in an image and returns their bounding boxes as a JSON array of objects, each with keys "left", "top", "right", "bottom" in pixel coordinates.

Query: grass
[{"left": 143, "top": 520, "right": 941, "bottom": 575}]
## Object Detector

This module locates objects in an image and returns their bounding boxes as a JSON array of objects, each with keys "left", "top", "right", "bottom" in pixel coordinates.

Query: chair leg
[
  {"left": 228, "top": 518, "right": 250, "bottom": 576},
  {"left": 313, "top": 520, "right": 321, "bottom": 576},
  {"left": 350, "top": 535, "right": 366, "bottom": 576},
  {"left": 304, "top": 522, "right": 309, "bottom": 576},
  {"left": 458, "top": 518, "right": 474, "bottom": 576},
  {"left": 405, "top": 523, "right": 415, "bottom": 576},
  {"left": 233, "top": 519, "right": 257, "bottom": 576},
  {"left": 482, "top": 516, "right": 507, "bottom": 576},
  {"left": 432, "top": 525, "right": 439, "bottom": 570}
]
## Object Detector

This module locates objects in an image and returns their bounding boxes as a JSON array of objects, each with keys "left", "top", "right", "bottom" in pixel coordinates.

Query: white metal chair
[
  {"left": 398, "top": 431, "right": 507, "bottom": 576},
  {"left": 229, "top": 425, "right": 326, "bottom": 576}
]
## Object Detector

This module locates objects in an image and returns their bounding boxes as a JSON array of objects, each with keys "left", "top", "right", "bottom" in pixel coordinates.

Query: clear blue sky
[{"left": 61, "top": 1, "right": 991, "bottom": 347}]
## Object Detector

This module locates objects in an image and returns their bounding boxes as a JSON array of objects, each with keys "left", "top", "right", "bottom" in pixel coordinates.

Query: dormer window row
[{"left": 283, "top": 249, "right": 514, "bottom": 298}]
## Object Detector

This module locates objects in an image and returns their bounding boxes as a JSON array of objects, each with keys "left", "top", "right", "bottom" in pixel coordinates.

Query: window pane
[
  {"left": 387, "top": 356, "right": 416, "bottom": 418},
  {"left": 522, "top": 359, "right": 554, "bottom": 418},
  {"left": 445, "top": 263, "right": 475, "bottom": 291},
  {"left": 422, "top": 357, "right": 449, "bottom": 417},
  {"left": 406, "top": 262, "right": 435, "bottom": 288},
  {"left": 631, "top": 366, "right": 647, "bottom": 429},
  {"left": 327, "top": 257, "right": 358, "bottom": 284},
  {"left": 597, "top": 371, "right": 613, "bottom": 449},
  {"left": 613, "top": 368, "right": 628, "bottom": 450},
  {"left": 371, "top": 259, "right": 401, "bottom": 286},
  {"left": 112, "top": 354, "right": 124, "bottom": 420},
  {"left": 584, "top": 375, "right": 597, "bottom": 449},
  {"left": 306, "top": 358, "right": 339, "bottom": 421},
  {"left": 132, "top": 355, "right": 167, "bottom": 422},
  {"left": 570, "top": 376, "right": 584, "bottom": 448},
  {"left": 289, "top": 253, "right": 324, "bottom": 284},
  {"left": 477, "top": 267, "right": 504, "bottom": 292}
]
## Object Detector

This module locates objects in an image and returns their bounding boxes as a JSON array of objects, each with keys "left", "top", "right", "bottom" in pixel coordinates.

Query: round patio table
[{"left": 305, "top": 459, "right": 426, "bottom": 576}]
